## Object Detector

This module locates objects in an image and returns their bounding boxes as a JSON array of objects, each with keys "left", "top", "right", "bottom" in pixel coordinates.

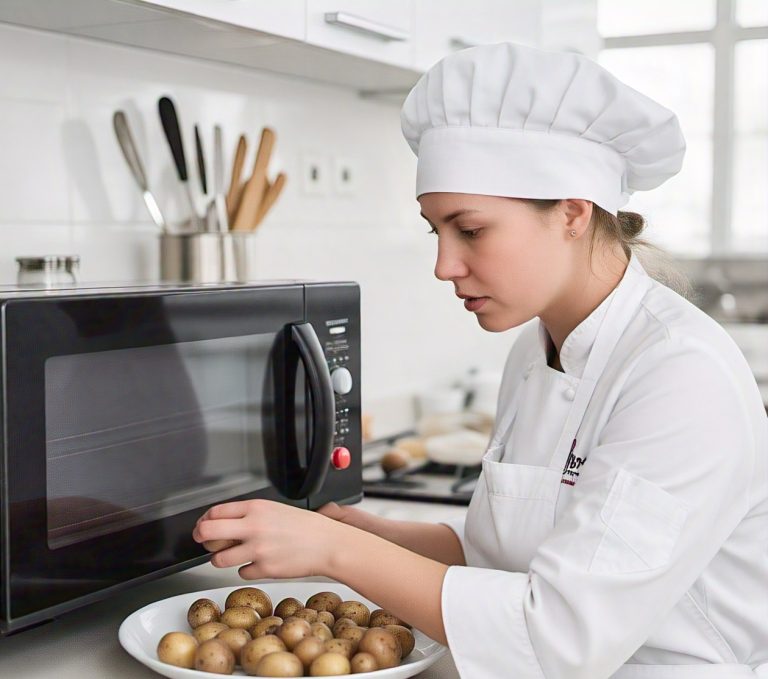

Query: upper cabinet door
[
  {"left": 412, "top": 0, "right": 540, "bottom": 72},
  {"left": 305, "top": 0, "right": 413, "bottom": 69},
  {"left": 137, "top": 0, "right": 306, "bottom": 40}
]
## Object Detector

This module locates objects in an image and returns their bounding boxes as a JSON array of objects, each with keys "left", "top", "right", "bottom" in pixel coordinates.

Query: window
[{"left": 597, "top": 0, "right": 768, "bottom": 255}]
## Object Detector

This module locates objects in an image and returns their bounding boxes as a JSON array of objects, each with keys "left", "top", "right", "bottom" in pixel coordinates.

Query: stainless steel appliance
[{"left": 0, "top": 280, "right": 361, "bottom": 635}]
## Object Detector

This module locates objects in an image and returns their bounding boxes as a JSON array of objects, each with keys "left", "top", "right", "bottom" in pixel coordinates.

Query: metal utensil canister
[
  {"left": 159, "top": 232, "right": 254, "bottom": 284},
  {"left": 16, "top": 255, "right": 80, "bottom": 287}
]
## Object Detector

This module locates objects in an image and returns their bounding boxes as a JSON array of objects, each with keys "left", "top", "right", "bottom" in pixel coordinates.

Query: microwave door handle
[{"left": 290, "top": 323, "right": 335, "bottom": 498}]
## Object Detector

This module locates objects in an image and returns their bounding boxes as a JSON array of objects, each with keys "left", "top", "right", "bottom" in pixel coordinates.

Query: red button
[{"left": 331, "top": 446, "right": 351, "bottom": 470}]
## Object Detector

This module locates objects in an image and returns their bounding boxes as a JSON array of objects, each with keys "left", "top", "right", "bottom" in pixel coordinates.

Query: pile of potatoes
[{"left": 156, "top": 587, "right": 416, "bottom": 676}]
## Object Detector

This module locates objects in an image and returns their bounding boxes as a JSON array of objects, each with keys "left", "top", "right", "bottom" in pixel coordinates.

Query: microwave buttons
[
  {"left": 331, "top": 367, "right": 353, "bottom": 395},
  {"left": 331, "top": 446, "right": 351, "bottom": 470}
]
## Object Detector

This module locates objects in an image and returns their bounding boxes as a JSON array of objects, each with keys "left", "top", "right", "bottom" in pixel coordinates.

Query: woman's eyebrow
[{"left": 419, "top": 208, "right": 481, "bottom": 224}]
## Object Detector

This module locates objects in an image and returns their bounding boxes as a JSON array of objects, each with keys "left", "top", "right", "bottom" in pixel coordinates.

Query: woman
[{"left": 193, "top": 43, "right": 768, "bottom": 678}]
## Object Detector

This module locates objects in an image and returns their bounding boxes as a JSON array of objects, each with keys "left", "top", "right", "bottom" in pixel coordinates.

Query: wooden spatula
[
  {"left": 252, "top": 172, "right": 287, "bottom": 231},
  {"left": 226, "top": 134, "right": 246, "bottom": 223},
  {"left": 232, "top": 127, "right": 275, "bottom": 232}
]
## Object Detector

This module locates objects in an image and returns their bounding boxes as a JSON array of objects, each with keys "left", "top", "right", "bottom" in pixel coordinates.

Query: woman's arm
[
  {"left": 317, "top": 502, "right": 466, "bottom": 566},
  {"left": 193, "top": 501, "right": 451, "bottom": 644}
]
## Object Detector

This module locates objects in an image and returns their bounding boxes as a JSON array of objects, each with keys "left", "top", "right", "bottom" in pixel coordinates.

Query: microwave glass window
[{"left": 44, "top": 333, "right": 299, "bottom": 549}]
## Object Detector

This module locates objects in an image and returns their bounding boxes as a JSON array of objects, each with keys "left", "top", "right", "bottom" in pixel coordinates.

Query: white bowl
[{"left": 119, "top": 581, "right": 447, "bottom": 678}]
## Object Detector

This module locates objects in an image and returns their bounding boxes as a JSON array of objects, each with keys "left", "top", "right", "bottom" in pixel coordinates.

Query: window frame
[{"left": 600, "top": 0, "right": 768, "bottom": 253}]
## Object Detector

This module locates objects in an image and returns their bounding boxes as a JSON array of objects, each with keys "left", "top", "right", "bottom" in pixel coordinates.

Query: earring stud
[{"left": 569, "top": 230, "right": 577, "bottom": 237}]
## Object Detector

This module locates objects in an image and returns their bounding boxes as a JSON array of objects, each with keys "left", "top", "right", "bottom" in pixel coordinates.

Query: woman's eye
[{"left": 460, "top": 228, "right": 482, "bottom": 239}]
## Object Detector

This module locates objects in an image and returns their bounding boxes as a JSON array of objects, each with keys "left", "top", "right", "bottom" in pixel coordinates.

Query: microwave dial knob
[{"left": 331, "top": 366, "right": 353, "bottom": 395}]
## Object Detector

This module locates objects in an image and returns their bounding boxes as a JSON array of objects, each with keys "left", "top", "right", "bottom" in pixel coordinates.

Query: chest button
[{"left": 564, "top": 387, "right": 576, "bottom": 401}]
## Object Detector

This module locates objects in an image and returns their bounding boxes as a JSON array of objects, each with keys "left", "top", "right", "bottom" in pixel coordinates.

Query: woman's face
[{"left": 418, "top": 192, "right": 575, "bottom": 332}]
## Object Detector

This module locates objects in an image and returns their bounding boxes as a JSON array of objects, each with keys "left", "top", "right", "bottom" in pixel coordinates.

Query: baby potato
[
  {"left": 306, "top": 591, "right": 342, "bottom": 613},
  {"left": 310, "top": 622, "right": 333, "bottom": 642},
  {"left": 194, "top": 638, "right": 235, "bottom": 675},
  {"left": 157, "top": 631, "right": 198, "bottom": 669},
  {"left": 220, "top": 605, "right": 260, "bottom": 630},
  {"left": 310, "top": 651, "right": 351, "bottom": 676},
  {"left": 250, "top": 615, "right": 283, "bottom": 638},
  {"left": 216, "top": 627, "right": 251, "bottom": 664},
  {"left": 384, "top": 624, "right": 415, "bottom": 658},
  {"left": 369, "top": 609, "right": 411, "bottom": 629},
  {"left": 187, "top": 598, "right": 221, "bottom": 629},
  {"left": 316, "top": 610, "right": 335, "bottom": 628},
  {"left": 274, "top": 597, "right": 304, "bottom": 619},
  {"left": 358, "top": 628, "right": 401, "bottom": 669},
  {"left": 332, "top": 618, "right": 358, "bottom": 637},
  {"left": 336, "top": 626, "right": 365, "bottom": 653},
  {"left": 350, "top": 652, "right": 378, "bottom": 673},
  {"left": 225, "top": 587, "right": 273, "bottom": 618},
  {"left": 323, "top": 638, "right": 354, "bottom": 659},
  {"left": 277, "top": 617, "right": 312, "bottom": 650},
  {"left": 240, "top": 635, "right": 287, "bottom": 674},
  {"left": 292, "top": 635, "right": 326, "bottom": 670},
  {"left": 254, "top": 650, "right": 304, "bottom": 677},
  {"left": 333, "top": 601, "right": 370, "bottom": 627},
  {"left": 194, "top": 621, "right": 229, "bottom": 643},
  {"left": 292, "top": 607, "right": 318, "bottom": 623}
]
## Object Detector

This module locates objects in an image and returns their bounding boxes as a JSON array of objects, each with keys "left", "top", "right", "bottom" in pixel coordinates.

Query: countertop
[{"left": 0, "top": 498, "right": 467, "bottom": 678}]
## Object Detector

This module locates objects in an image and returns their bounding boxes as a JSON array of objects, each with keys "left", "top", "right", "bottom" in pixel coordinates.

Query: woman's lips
[{"left": 464, "top": 297, "right": 489, "bottom": 312}]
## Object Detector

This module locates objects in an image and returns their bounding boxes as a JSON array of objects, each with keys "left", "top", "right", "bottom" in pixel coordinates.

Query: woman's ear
[{"left": 562, "top": 199, "right": 593, "bottom": 238}]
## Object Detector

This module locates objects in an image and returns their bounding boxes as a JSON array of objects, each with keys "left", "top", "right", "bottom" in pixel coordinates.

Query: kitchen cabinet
[
  {"left": 412, "top": 0, "right": 541, "bottom": 72},
  {"left": 137, "top": 0, "right": 306, "bottom": 40},
  {"left": 306, "top": 0, "right": 413, "bottom": 69}
]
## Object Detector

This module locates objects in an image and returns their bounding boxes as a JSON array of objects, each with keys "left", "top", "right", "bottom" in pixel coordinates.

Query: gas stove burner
[{"left": 377, "top": 476, "right": 425, "bottom": 489}]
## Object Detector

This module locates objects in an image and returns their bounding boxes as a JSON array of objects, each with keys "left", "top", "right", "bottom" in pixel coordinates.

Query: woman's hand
[{"left": 192, "top": 500, "right": 349, "bottom": 581}]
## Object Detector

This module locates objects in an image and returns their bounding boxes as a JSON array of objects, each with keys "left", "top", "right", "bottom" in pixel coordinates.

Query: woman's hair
[{"left": 526, "top": 199, "right": 692, "bottom": 299}]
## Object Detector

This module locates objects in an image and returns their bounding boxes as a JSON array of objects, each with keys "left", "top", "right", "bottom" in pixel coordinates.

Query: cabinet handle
[
  {"left": 324, "top": 11, "right": 410, "bottom": 42},
  {"left": 449, "top": 37, "right": 478, "bottom": 50}
]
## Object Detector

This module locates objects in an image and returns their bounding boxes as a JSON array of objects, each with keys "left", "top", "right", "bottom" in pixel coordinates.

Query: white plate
[{"left": 119, "top": 582, "right": 447, "bottom": 678}]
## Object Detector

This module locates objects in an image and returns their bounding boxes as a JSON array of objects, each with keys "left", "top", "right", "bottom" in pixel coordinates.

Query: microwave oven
[{"left": 0, "top": 280, "right": 361, "bottom": 635}]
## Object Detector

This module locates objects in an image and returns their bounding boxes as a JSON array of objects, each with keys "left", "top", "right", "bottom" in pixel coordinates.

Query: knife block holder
[{"left": 159, "top": 232, "right": 255, "bottom": 284}]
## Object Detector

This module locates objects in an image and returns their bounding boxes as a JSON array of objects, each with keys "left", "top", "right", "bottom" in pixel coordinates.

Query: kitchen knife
[
  {"left": 213, "top": 125, "right": 229, "bottom": 232},
  {"left": 252, "top": 172, "right": 286, "bottom": 231},
  {"left": 194, "top": 124, "right": 208, "bottom": 197},
  {"left": 226, "top": 134, "right": 247, "bottom": 223},
  {"left": 232, "top": 127, "right": 275, "bottom": 231},
  {"left": 158, "top": 95, "right": 201, "bottom": 231},
  {"left": 112, "top": 110, "right": 167, "bottom": 231}
]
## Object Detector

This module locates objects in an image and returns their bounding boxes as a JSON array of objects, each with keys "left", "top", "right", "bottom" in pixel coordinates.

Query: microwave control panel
[{"left": 304, "top": 282, "right": 361, "bottom": 509}]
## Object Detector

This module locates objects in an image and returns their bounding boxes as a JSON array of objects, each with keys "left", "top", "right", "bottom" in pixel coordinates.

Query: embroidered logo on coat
[{"left": 561, "top": 438, "right": 586, "bottom": 486}]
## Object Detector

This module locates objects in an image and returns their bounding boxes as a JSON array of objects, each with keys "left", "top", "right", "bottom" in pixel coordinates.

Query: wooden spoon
[{"left": 232, "top": 127, "right": 275, "bottom": 231}]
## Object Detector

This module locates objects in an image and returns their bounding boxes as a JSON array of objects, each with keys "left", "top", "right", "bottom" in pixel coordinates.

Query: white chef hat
[{"left": 401, "top": 42, "right": 686, "bottom": 215}]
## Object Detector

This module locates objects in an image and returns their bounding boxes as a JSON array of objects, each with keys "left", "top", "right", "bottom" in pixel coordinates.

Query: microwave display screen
[{"left": 43, "top": 333, "right": 304, "bottom": 549}]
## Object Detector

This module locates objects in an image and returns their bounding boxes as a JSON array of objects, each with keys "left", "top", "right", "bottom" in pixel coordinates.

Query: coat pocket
[{"left": 589, "top": 468, "right": 690, "bottom": 575}]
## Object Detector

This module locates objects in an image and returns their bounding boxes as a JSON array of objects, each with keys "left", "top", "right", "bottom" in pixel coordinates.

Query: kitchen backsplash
[{"left": 0, "top": 21, "right": 521, "bottom": 436}]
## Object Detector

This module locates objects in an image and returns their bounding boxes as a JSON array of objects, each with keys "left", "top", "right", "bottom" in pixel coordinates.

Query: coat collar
[{"left": 537, "top": 253, "right": 649, "bottom": 378}]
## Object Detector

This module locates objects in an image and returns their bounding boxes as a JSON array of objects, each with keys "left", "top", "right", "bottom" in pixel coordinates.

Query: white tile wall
[{"left": 0, "top": 22, "right": 520, "bottom": 435}]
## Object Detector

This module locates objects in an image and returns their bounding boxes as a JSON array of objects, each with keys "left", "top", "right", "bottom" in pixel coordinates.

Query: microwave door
[{"left": 263, "top": 322, "right": 335, "bottom": 502}]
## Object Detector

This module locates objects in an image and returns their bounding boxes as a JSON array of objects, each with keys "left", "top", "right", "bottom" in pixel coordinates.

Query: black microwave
[{"left": 0, "top": 280, "right": 361, "bottom": 635}]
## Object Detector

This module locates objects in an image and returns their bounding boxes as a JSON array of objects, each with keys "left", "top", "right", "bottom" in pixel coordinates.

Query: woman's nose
[{"left": 434, "top": 240, "right": 469, "bottom": 281}]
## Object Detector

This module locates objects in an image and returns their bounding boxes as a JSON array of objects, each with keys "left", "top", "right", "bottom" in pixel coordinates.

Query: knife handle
[
  {"left": 194, "top": 124, "right": 207, "bottom": 195},
  {"left": 158, "top": 96, "right": 188, "bottom": 182}
]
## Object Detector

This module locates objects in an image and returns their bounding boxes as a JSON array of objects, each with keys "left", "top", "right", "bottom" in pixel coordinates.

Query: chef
[{"left": 194, "top": 42, "right": 768, "bottom": 678}]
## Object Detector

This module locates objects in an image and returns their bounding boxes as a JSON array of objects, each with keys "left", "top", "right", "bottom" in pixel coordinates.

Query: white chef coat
[{"left": 440, "top": 254, "right": 768, "bottom": 679}]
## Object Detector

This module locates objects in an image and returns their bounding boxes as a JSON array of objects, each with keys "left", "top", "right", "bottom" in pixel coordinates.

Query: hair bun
[{"left": 617, "top": 211, "right": 645, "bottom": 239}]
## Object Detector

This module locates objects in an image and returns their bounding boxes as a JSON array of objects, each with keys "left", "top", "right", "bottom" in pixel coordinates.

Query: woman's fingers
[
  {"left": 202, "top": 539, "right": 239, "bottom": 553},
  {"left": 210, "top": 543, "right": 253, "bottom": 569},
  {"left": 205, "top": 500, "right": 254, "bottom": 521},
  {"left": 193, "top": 518, "right": 247, "bottom": 543}
]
